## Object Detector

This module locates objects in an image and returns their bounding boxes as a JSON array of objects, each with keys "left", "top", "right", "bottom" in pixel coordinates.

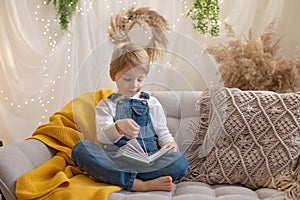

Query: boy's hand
[
  {"left": 115, "top": 119, "right": 139, "bottom": 139},
  {"left": 160, "top": 141, "right": 178, "bottom": 152}
]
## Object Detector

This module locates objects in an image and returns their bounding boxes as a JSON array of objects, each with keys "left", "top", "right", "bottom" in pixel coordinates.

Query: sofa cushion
[
  {"left": 108, "top": 182, "right": 287, "bottom": 200},
  {"left": 150, "top": 91, "right": 203, "bottom": 153},
  {"left": 184, "top": 86, "right": 300, "bottom": 199}
]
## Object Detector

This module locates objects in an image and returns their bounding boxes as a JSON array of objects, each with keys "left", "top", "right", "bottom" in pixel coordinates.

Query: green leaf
[
  {"left": 188, "top": 0, "right": 220, "bottom": 37},
  {"left": 45, "top": 0, "right": 79, "bottom": 32}
]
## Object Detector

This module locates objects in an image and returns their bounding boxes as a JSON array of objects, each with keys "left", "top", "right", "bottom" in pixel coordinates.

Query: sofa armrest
[{"left": 0, "top": 139, "right": 56, "bottom": 200}]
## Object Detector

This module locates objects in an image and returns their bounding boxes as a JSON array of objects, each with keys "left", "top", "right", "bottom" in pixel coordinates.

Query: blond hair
[{"left": 109, "top": 43, "right": 150, "bottom": 80}]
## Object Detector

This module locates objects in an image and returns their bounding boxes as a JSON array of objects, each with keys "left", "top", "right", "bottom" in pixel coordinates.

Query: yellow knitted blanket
[{"left": 16, "top": 89, "right": 122, "bottom": 200}]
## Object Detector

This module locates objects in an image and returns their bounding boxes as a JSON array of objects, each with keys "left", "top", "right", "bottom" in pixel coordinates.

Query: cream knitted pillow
[{"left": 184, "top": 86, "right": 300, "bottom": 199}]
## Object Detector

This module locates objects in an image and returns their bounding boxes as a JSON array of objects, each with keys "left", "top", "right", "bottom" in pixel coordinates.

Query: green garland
[
  {"left": 44, "top": 0, "right": 220, "bottom": 35},
  {"left": 188, "top": 0, "right": 220, "bottom": 37},
  {"left": 46, "top": 0, "right": 79, "bottom": 31}
]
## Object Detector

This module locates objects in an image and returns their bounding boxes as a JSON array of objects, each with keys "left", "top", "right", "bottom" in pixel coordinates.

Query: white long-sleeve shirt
[{"left": 95, "top": 91, "right": 174, "bottom": 148}]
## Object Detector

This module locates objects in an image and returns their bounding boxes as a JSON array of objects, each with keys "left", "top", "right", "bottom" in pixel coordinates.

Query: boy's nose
[{"left": 132, "top": 80, "right": 139, "bottom": 87}]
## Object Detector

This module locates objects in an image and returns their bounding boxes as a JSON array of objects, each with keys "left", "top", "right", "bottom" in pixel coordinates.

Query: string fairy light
[
  {"left": 1, "top": 0, "right": 197, "bottom": 125},
  {"left": 0, "top": 1, "right": 78, "bottom": 125}
]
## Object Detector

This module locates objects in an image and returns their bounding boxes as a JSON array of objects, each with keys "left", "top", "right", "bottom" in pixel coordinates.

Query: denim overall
[
  {"left": 71, "top": 91, "right": 188, "bottom": 191},
  {"left": 111, "top": 91, "right": 158, "bottom": 153}
]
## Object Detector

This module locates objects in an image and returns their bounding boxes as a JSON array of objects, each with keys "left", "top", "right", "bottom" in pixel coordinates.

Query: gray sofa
[{"left": 0, "top": 91, "right": 287, "bottom": 200}]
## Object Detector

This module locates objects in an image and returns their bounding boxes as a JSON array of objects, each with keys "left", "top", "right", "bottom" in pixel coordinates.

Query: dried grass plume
[{"left": 206, "top": 21, "right": 300, "bottom": 92}]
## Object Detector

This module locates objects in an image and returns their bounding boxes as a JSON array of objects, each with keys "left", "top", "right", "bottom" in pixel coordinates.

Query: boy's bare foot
[{"left": 131, "top": 176, "right": 173, "bottom": 192}]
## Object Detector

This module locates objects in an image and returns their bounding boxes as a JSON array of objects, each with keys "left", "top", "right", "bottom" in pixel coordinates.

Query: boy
[{"left": 72, "top": 43, "right": 188, "bottom": 192}]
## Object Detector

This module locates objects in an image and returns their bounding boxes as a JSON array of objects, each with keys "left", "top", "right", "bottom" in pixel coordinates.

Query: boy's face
[{"left": 114, "top": 65, "right": 146, "bottom": 97}]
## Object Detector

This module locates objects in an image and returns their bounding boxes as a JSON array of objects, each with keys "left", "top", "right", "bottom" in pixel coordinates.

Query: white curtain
[{"left": 1, "top": 0, "right": 299, "bottom": 145}]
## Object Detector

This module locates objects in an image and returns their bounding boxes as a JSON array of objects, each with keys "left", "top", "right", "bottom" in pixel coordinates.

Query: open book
[{"left": 114, "top": 138, "right": 175, "bottom": 165}]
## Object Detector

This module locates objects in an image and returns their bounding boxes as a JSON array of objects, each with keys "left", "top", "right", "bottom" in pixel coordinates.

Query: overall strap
[{"left": 139, "top": 91, "right": 150, "bottom": 100}]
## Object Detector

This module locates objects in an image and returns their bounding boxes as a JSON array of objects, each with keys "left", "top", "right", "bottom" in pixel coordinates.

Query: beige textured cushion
[{"left": 183, "top": 86, "right": 300, "bottom": 199}]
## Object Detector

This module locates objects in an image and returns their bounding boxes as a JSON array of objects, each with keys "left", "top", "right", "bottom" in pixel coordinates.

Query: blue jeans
[{"left": 71, "top": 140, "right": 188, "bottom": 191}]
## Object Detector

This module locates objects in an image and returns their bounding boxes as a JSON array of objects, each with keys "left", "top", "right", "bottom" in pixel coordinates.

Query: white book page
[
  {"left": 123, "top": 143, "right": 147, "bottom": 160},
  {"left": 121, "top": 151, "right": 149, "bottom": 162},
  {"left": 149, "top": 145, "right": 175, "bottom": 161},
  {"left": 115, "top": 139, "right": 174, "bottom": 164},
  {"left": 115, "top": 139, "right": 149, "bottom": 162},
  {"left": 127, "top": 139, "right": 148, "bottom": 157}
]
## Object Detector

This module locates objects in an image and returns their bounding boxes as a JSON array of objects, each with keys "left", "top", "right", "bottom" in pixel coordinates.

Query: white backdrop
[{"left": 1, "top": 0, "right": 299, "bottom": 145}]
